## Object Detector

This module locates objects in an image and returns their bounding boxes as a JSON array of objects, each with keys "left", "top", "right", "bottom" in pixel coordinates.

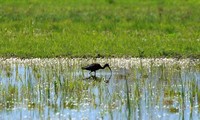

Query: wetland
[{"left": 0, "top": 58, "right": 199, "bottom": 120}]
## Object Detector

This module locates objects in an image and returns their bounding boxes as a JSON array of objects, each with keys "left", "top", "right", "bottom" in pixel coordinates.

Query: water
[{"left": 0, "top": 58, "right": 200, "bottom": 120}]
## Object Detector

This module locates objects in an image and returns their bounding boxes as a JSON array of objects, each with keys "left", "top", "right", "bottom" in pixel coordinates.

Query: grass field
[{"left": 0, "top": 0, "right": 200, "bottom": 58}]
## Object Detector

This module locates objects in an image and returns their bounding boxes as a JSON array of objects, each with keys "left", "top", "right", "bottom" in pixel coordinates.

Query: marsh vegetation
[
  {"left": 0, "top": 58, "right": 199, "bottom": 119},
  {"left": 0, "top": 0, "right": 200, "bottom": 58}
]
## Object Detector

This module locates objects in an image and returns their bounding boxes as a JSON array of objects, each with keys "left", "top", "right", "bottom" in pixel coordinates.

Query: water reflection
[
  {"left": 0, "top": 58, "right": 199, "bottom": 119},
  {"left": 83, "top": 72, "right": 112, "bottom": 83}
]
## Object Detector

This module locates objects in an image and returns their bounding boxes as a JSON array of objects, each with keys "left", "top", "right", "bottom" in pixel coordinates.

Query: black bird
[{"left": 82, "top": 63, "right": 112, "bottom": 75}]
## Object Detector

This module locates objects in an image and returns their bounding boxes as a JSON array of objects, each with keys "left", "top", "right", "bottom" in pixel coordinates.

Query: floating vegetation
[{"left": 0, "top": 58, "right": 199, "bottom": 119}]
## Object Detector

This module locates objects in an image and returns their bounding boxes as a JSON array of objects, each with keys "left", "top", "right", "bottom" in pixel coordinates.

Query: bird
[{"left": 82, "top": 63, "right": 112, "bottom": 76}]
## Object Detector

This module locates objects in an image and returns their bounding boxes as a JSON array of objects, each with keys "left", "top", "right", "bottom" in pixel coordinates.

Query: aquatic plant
[{"left": 0, "top": 58, "right": 199, "bottom": 119}]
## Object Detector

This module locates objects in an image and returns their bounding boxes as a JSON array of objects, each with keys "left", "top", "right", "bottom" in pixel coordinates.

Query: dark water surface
[{"left": 0, "top": 58, "right": 200, "bottom": 120}]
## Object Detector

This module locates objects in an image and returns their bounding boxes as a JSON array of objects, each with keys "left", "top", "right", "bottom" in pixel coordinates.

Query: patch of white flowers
[{"left": 0, "top": 57, "right": 199, "bottom": 69}]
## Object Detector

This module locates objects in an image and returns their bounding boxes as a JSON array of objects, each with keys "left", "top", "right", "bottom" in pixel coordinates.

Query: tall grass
[{"left": 0, "top": 0, "right": 199, "bottom": 58}]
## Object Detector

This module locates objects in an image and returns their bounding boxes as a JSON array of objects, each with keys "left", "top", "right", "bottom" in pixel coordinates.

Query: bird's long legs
[{"left": 89, "top": 71, "right": 96, "bottom": 76}]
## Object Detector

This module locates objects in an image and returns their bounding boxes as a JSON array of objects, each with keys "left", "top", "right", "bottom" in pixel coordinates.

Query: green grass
[{"left": 0, "top": 0, "right": 200, "bottom": 58}]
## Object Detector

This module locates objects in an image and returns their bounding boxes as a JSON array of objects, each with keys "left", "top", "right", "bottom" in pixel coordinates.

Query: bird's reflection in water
[{"left": 83, "top": 73, "right": 112, "bottom": 83}]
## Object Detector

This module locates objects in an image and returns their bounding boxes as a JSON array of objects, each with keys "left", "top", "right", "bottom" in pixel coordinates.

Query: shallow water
[{"left": 0, "top": 58, "right": 200, "bottom": 120}]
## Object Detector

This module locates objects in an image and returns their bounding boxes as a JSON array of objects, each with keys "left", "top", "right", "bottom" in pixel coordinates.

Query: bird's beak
[{"left": 108, "top": 66, "right": 112, "bottom": 74}]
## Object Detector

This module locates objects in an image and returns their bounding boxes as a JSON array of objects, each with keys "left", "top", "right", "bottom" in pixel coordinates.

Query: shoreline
[{"left": 1, "top": 57, "right": 199, "bottom": 68}]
